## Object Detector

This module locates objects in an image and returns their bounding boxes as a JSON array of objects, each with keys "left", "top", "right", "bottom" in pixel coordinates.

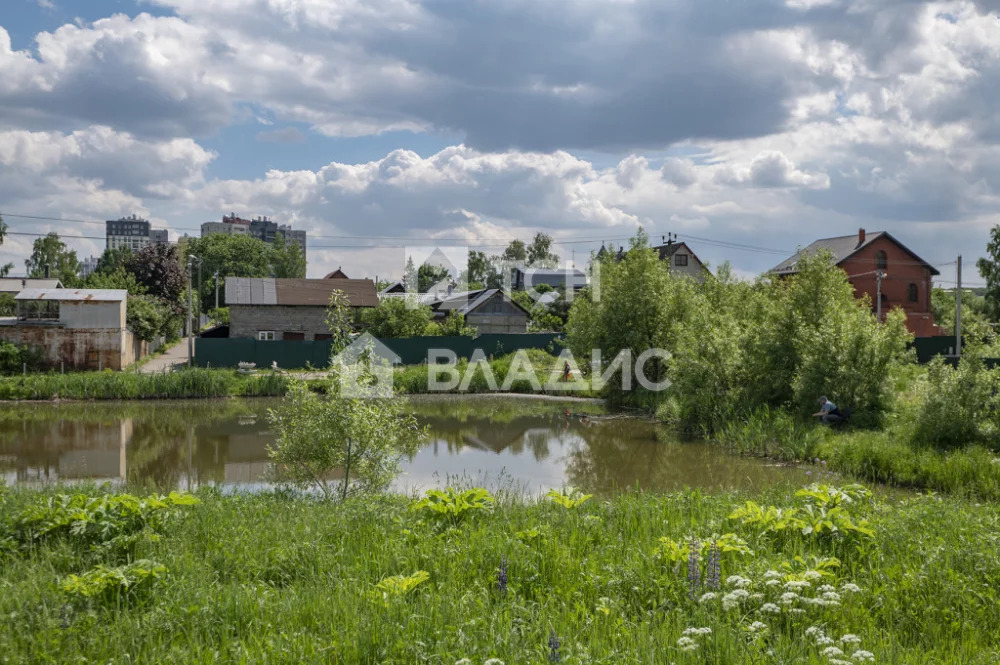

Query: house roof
[
  {"left": 225, "top": 277, "right": 379, "bottom": 307},
  {"left": 651, "top": 242, "right": 709, "bottom": 270},
  {"left": 769, "top": 232, "right": 940, "bottom": 276},
  {"left": 430, "top": 288, "right": 531, "bottom": 316},
  {"left": 514, "top": 267, "right": 588, "bottom": 288},
  {"left": 0, "top": 278, "right": 62, "bottom": 292},
  {"left": 15, "top": 289, "right": 126, "bottom": 302},
  {"left": 323, "top": 268, "right": 349, "bottom": 279}
]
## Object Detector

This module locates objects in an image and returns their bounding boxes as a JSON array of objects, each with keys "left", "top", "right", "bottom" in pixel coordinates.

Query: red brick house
[{"left": 770, "top": 228, "right": 940, "bottom": 337}]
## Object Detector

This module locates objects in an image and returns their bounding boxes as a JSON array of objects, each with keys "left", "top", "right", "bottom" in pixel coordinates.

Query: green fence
[
  {"left": 911, "top": 336, "right": 958, "bottom": 363},
  {"left": 195, "top": 333, "right": 563, "bottom": 369}
]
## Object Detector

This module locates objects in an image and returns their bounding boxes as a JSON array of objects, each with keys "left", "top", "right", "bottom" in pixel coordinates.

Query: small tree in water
[{"left": 266, "top": 379, "right": 424, "bottom": 500}]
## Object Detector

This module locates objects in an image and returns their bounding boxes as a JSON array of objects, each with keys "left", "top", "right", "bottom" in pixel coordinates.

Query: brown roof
[
  {"left": 770, "top": 231, "right": 940, "bottom": 276},
  {"left": 323, "top": 268, "right": 349, "bottom": 279},
  {"left": 225, "top": 277, "right": 378, "bottom": 307}
]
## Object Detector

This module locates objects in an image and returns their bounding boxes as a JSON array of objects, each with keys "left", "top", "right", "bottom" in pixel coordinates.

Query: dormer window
[{"left": 875, "top": 250, "right": 887, "bottom": 270}]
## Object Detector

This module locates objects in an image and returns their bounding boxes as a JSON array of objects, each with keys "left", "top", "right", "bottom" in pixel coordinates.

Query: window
[
  {"left": 258, "top": 331, "right": 275, "bottom": 341},
  {"left": 908, "top": 283, "right": 918, "bottom": 302},
  {"left": 875, "top": 250, "right": 887, "bottom": 270},
  {"left": 18, "top": 300, "right": 60, "bottom": 321},
  {"left": 674, "top": 254, "right": 688, "bottom": 267}
]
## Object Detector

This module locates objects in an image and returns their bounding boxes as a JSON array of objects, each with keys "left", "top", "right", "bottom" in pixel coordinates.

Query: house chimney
[{"left": 858, "top": 228, "right": 866, "bottom": 246}]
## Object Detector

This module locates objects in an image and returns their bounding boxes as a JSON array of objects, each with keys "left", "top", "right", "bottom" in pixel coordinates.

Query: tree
[
  {"left": 527, "top": 232, "right": 559, "bottom": 267},
  {"left": 94, "top": 247, "right": 134, "bottom": 276},
  {"left": 325, "top": 289, "right": 355, "bottom": 355},
  {"left": 271, "top": 233, "right": 306, "bottom": 278},
  {"left": 977, "top": 225, "right": 1000, "bottom": 321},
  {"left": 0, "top": 215, "right": 13, "bottom": 277},
  {"left": 437, "top": 310, "right": 477, "bottom": 337},
  {"left": 417, "top": 263, "right": 451, "bottom": 292},
  {"left": 126, "top": 243, "right": 186, "bottom": 305},
  {"left": 360, "top": 298, "right": 433, "bottom": 338},
  {"left": 25, "top": 233, "right": 79, "bottom": 284},
  {"left": 466, "top": 250, "right": 494, "bottom": 290},
  {"left": 184, "top": 234, "right": 274, "bottom": 311},
  {"left": 266, "top": 381, "right": 424, "bottom": 500},
  {"left": 502, "top": 239, "right": 527, "bottom": 263}
]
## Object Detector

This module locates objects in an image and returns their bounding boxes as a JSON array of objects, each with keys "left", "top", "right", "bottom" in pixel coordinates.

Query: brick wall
[
  {"left": 230, "top": 305, "right": 332, "bottom": 340},
  {"left": 838, "top": 235, "right": 939, "bottom": 337}
]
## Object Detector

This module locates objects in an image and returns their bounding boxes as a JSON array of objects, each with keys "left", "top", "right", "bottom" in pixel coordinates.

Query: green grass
[
  {"left": 2, "top": 484, "right": 999, "bottom": 664},
  {"left": 0, "top": 368, "right": 290, "bottom": 400}
]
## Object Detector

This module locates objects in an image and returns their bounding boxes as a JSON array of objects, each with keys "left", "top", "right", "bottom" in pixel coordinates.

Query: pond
[{"left": 0, "top": 395, "right": 812, "bottom": 494}]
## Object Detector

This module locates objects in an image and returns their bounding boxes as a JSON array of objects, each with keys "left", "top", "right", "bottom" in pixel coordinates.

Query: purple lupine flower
[
  {"left": 548, "top": 630, "right": 561, "bottom": 663},
  {"left": 498, "top": 555, "right": 508, "bottom": 595},
  {"left": 687, "top": 538, "right": 701, "bottom": 599},
  {"left": 706, "top": 542, "right": 721, "bottom": 590}
]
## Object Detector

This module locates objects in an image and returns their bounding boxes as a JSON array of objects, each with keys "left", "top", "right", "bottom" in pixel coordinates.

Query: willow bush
[{"left": 567, "top": 231, "right": 913, "bottom": 432}]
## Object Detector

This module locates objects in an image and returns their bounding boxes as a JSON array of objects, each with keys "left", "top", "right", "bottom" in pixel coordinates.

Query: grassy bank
[
  {"left": 2, "top": 484, "right": 999, "bottom": 664},
  {"left": 0, "top": 368, "right": 290, "bottom": 400}
]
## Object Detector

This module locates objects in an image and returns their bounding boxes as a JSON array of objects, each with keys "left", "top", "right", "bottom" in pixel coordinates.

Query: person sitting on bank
[{"left": 812, "top": 396, "right": 842, "bottom": 424}]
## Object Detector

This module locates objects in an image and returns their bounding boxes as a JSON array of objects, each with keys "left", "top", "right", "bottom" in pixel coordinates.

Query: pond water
[{"left": 0, "top": 395, "right": 812, "bottom": 494}]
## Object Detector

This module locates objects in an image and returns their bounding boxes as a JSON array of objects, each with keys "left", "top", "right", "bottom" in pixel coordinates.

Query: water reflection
[{"left": 0, "top": 397, "right": 810, "bottom": 494}]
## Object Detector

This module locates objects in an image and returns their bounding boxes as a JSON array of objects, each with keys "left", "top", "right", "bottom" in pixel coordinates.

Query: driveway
[{"left": 139, "top": 337, "right": 194, "bottom": 373}]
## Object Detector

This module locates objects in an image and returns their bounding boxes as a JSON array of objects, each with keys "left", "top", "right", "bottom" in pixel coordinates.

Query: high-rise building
[
  {"left": 201, "top": 213, "right": 252, "bottom": 237},
  {"left": 105, "top": 215, "right": 169, "bottom": 251},
  {"left": 80, "top": 256, "right": 101, "bottom": 277}
]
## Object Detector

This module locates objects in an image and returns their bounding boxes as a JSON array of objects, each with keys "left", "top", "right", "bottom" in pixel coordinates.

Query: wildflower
[
  {"left": 779, "top": 592, "right": 799, "bottom": 605},
  {"left": 822, "top": 591, "right": 842, "bottom": 602},
  {"left": 676, "top": 637, "right": 698, "bottom": 652},
  {"left": 821, "top": 646, "right": 845, "bottom": 658},
  {"left": 548, "top": 630, "right": 561, "bottom": 663},
  {"left": 747, "top": 621, "right": 767, "bottom": 633},
  {"left": 829, "top": 660, "right": 854, "bottom": 665},
  {"left": 761, "top": 603, "right": 781, "bottom": 614},
  {"left": 840, "top": 583, "right": 862, "bottom": 594},
  {"left": 722, "top": 589, "right": 749, "bottom": 611},
  {"left": 851, "top": 650, "right": 875, "bottom": 662},
  {"left": 803, "top": 570, "right": 823, "bottom": 581},
  {"left": 726, "top": 575, "right": 752, "bottom": 589},
  {"left": 816, "top": 635, "right": 835, "bottom": 646},
  {"left": 706, "top": 543, "right": 721, "bottom": 590},
  {"left": 818, "top": 584, "right": 836, "bottom": 593},
  {"left": 687, "top": 538, "right": 701, "bottom": 599},
  {"left": 454, "top": 660, "right": 473, "bottom": 665},
  {"left": 840, "top": 634, "right": 861, "bottom": 645},
  {"left": 682, "top": 627, "right": 712, "bottom": 636},
  {"left": 784, "top": 580, "right": 811, "bottom": 591},
  {"left": 788, "top": 608, "right": 806, "bottom": 615},
  {"left": 698, "top": 592, "right": 718, "bottom": 603},
  {"left": 805, "top": 626, "right": 823, "bottom": 637},
  {"left": 497, "top": 556, "right": 508, "bottom": 595},
  {"left": 484, "top": 660, "right": 505, "bottom": 665},
  {"left": 764, "top": 570, "right": 782, "bottom": 580}
]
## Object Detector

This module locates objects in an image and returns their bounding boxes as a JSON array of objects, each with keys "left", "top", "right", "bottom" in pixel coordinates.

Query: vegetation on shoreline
[
  {"left": 2, "top": 484, "right": 999, "bottom": 664},
  {"left": 0, "top": 368, "right": 290, "bottom": 400}
]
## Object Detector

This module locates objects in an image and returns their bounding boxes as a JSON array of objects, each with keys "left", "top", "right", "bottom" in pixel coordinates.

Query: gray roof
[
  {"left": 225, "top": 277, "right": 379, "bottom": 307},
  {"left": 0, "top": 278, "right": 62, "bottom": 293},
  {"left": 769, "top": 231, "right": 940, "bottom": 276},
  {"left": 514, "top": 267, "right": 588, "bottom": 288},
  {"left": 15, "top": 288, "right": 126, "bottom": 302},
  {"left": 430, "top": 288, "right": 531, "bottom": 316}
]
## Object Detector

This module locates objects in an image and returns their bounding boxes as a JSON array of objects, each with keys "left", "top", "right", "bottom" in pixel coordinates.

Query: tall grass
[
  {"left": 0, "top": 368, "right": 290, "bottom": 400},
  {"left": 1, "top": 485, "right": 999, "bottom": 663}
]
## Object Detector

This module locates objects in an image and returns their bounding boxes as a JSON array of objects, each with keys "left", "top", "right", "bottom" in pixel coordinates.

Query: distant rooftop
[
  {"left": 15, "top": 289, "right": 127, "bottom": 302},
  {"left": 0, "top": 278, "right": 63, "bottom": 292},
  {"left": 225, "top": 277, "right": 378, "bottom": 307}
]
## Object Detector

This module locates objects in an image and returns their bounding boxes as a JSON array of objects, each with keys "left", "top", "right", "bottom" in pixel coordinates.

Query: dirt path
[{"left": 139, "top": 338, "right": 193, "bottom": 373}]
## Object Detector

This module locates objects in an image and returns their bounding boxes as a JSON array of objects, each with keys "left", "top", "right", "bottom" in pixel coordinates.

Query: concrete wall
[
  {"left": 230, "top": 305, "right": 331, "bottom": 340},
  {"left": 0, "top": 325, "right": 131, "bottom": 370},
  {"left": 60, "top": 300, "right": 126, "bottom": 330}
]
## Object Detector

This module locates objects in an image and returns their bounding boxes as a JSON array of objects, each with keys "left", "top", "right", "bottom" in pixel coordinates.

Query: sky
[{"left": 1, "top": 0, "right": 998, "bottom": 283}]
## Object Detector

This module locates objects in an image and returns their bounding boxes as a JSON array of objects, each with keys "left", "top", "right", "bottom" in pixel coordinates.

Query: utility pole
[
  {"left": 956, "top": 255, "right": 962, "bottom": 359},
  {"left": 214, "top": 270, "right": 220, "bottom": 310},
  {"left": 875, "top": 270, "right": 886, "bottom": 322},
  {"left": 186, "top": 256, "right": 194, "bottom": 368}
]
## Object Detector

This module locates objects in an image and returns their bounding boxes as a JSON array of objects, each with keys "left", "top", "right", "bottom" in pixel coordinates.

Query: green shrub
[
  {"left": 60, "top": 559, "right": 167, "bottom": 607},
  {"left": 0, "top": 341, "right": 43, "bottom": 375},
  {"left": 913, "top": 355, "right": 999, "bottom": 448}
]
